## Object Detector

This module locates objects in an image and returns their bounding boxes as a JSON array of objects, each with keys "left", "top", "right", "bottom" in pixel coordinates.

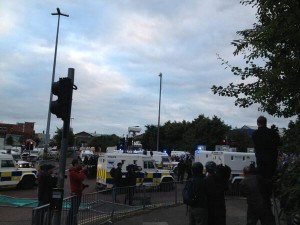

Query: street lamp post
[
  {"left": 44, "top": 8, "right": 69, "bottom": 154},
  {"left": 156, "top": 73, "right": 162, "bottom": 152}
]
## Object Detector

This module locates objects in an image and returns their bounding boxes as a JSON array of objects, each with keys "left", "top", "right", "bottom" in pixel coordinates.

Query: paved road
[{"left": 113, "top": 198, "right": 248, "bottom": 225}]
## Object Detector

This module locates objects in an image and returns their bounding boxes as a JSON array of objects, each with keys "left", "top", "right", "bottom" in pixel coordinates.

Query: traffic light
[{"left": 50, "top": 77, "right": 73, "bottom": 120}]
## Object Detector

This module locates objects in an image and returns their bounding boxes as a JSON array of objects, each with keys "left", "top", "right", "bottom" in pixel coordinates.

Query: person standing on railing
[
  {"left": 66, "top": 159, "right": 87, "bottom": 225},
  {"left": 252, "top": 116, "right": 280, "bottom": 182},
  {"left": 252, "top": 115, "right": 280, "bottom": 218}
]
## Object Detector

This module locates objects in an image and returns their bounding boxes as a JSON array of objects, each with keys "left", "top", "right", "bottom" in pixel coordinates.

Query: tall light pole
[
  {"left": 156, "top": 73, "right": 162, "bottom": 152},
  {"left": 44, "top": 8, "right": 69, "bottom": 153}
]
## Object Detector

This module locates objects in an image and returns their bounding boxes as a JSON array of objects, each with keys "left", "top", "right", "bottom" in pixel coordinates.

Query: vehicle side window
[
  {"left": 148, "top": 161, "right": 155, "bottom": 169},
  {"left": 144, "top": 161, "right": 147, "bottom": 169},
  {"left": 1, "top": 160, "right": 15, "bottom": 168}
]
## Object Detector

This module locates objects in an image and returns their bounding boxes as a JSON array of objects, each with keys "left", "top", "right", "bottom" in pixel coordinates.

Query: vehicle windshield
[
  {"left": 144, "top": 160, "right": 156, "bottom": 169},
  {"left": 12, "top": 155, "right": 21, "bottom": 161},
  {"left": 162, "top": 156, "right": 170, "bottom": 162}
]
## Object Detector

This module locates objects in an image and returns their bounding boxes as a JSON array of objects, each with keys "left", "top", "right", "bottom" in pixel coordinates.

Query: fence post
[
  {"left": 143, "top": 185, "right": 146, "bottom": 210},
  {"left": 175, "top": 181, "right": 178, "bottom": 205},
  {"left": 110, "top": 188, "right": 116, "bottom": 221}
]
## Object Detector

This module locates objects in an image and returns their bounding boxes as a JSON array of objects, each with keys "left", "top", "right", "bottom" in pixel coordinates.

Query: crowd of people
[
  {"left": 81, "top": 154, "right": 99, "bottom": 178},
  {"left": 185, "top": 160, "right": 231, "bottom": 225}
]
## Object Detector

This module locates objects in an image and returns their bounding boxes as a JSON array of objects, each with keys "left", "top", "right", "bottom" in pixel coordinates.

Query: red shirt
[{"left": 69, "top": 166, "right": 86, "bottom": 195}]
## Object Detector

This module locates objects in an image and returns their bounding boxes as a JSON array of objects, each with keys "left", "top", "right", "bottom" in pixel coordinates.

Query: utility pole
[
  {"left": 44, "top": 8, "right": 69, "bottom": 154},
  {"left": 52, "top": 68, "right": 75, "bottom": 225},
  {"left": 156, "top": 73, "right": 162, "bottom": 152}
]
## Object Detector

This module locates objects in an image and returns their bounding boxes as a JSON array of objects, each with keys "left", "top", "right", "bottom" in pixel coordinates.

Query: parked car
[
  {"left": 16, "top": 160, "right": 34, "bottom": 168},
  {"left": 80, "top": 149, "right": 94, "bottom": 161},
  {"left": 29, "top": 149, "right": 43, "bottom": 161},
  {"left": 21, "top": 150, "right": 30, "bottom": 159}
]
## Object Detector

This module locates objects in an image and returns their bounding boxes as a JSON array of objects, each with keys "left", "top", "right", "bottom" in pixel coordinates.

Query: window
[
  {"left": 162, "top": 157, "right": 170, "bottom": 162},
  {"left": 144, "top": 161, "right": 155, "bottom": 169},
  {"left": 1, "top": 160, "right": 15, "bottom": 168}
]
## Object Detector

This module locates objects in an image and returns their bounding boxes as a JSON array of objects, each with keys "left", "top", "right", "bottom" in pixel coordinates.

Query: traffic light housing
[{"left": 50, "top": 77, "right": 73, "bottom": 120}]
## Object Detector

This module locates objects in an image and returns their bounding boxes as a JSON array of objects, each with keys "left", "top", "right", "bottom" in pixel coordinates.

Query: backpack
[
  {"left": 110, "top": 168, "right": 116, "bottom": 178},
  {"left": 182, "top": 178, "right": 199, "bottom": 207}
]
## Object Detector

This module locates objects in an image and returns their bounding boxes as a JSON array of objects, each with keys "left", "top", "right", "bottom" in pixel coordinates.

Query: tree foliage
[
  {"left": 142, "top": 114, "right": 231, "bottom": 153},
  {"left": 211, "top": 0, "right": 300, "bottom": 118},
  {"left": 227, "top": 129, "right": 253, "bottom": 152},
  {"left": 281, "top": 116, "right": 300, "bottom": 154},
  {"left": 52, "top": 127, "right": 75, "bottom": 149},
  {"left": 88, "top": 134, "right": 120, "bottom": 152},
  {"left": 6, "top": 136, "right": 14, "bottom": 146}
]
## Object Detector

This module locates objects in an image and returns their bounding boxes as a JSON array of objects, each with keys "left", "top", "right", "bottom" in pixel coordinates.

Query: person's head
[
  {"left": 257, "top": 116, "right": 267, "bottom": 127},
  {"left": 117, "top": 162, "right": 122, "bottom": 168},
  {"left": 46, "top": 164, "right": 55, "bottom": 174},
  {"left": 205, "top": 161, "right": 217, "bottom": 174},
  {"left": 243, "top": 163, "right": 256, "bottom": 176},
  {"left": 192, "top": 162, "right": 203, "bottom": 175},
  {"left": 243, "top": 166, "right": 253, "bottom": 176},
  {"left": 215, "top": 164, "right": 231, "bottom": 182},
  {"left": 72, "top": 158, "right": 82, "bottom": 169}
]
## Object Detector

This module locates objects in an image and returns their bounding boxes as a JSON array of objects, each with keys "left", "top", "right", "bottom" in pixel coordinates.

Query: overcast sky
[{"left": 0, "top": 1, "right": 294, "bottom": 137}]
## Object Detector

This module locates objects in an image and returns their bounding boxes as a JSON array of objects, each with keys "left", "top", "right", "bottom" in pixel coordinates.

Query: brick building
[{"left": 0, "top": 122, "right": 35, "bottom": 146}]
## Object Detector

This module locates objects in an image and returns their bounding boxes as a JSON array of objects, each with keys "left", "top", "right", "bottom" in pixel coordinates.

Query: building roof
[{"left": 241, "top": 125, "right": 257, "bottom": 130}]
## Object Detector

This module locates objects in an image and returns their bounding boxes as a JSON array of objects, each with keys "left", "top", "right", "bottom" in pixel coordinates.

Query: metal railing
[
  {"left": 31, "top": 180, "right": 250, "bottom": 225},
  {"left": 31, "top": 181, "right": 187, "bottom": 225}
]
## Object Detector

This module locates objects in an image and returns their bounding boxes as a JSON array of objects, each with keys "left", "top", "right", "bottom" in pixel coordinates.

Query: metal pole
[
  {"left": 156, "top": 73, "right": 162, "bottom": 152},
  {"left": 52, "top": 68, "right": 74, "bottom": 225},
  {"left": 44, "top": 8, "right": 69, "bottom": 155}
]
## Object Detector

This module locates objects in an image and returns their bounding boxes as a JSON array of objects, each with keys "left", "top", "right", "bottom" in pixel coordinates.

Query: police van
[
  {"left": 194, "top": 150, "right": 256, "bottom": 183},
  {"left": 96, "top": 152, "right": 174, "bottom": 190},
  {"left": 0, "top": 153, "right": 37, "bottom": 189}
]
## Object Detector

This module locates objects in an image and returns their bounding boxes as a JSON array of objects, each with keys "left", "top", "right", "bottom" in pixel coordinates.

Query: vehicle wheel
[
  {"left": 160, "top": 178, "right": 174, "bottom": 192},
  {"left": 18, "top": 176, "right": 35, "bottom": 189}
]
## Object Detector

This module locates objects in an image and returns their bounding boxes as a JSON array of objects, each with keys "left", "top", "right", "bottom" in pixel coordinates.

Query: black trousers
[{"left": 247, "top": 206, "right": 276, "bottom": 225}]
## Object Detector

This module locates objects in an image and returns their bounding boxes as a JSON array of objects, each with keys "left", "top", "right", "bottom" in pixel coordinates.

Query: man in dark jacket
[
  {"left": 37, "top": 164, "right": 57, "bottom": 206},
  {"left": 66, "top": 159, "right": 87, "bottom": 225},
  {"left": 114, "top": 162, "right": 123, "bottom": 188},
  {"left": 188, "top": 162, "right": 208, "bottom": 225},
  {"left": 35, "top": 164, "right": 57, "bottom": 225},
  {"left": 240, "top": 165, "right": 276, "bottom": 225},
  {"left": 125, "top": 164, "right": 137, "bottom": 205},
  {"left": 252, "top": 116, "right": 280, "bottom": 180},
  {"left": 204, "top": 162, "right": 231, "bottom": 225},
  {"left": 112, "top": 162, "right": 123, "bottom": 202},
  {"left": 177, "top": 159, "right": 186, "bottom": 182}
]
